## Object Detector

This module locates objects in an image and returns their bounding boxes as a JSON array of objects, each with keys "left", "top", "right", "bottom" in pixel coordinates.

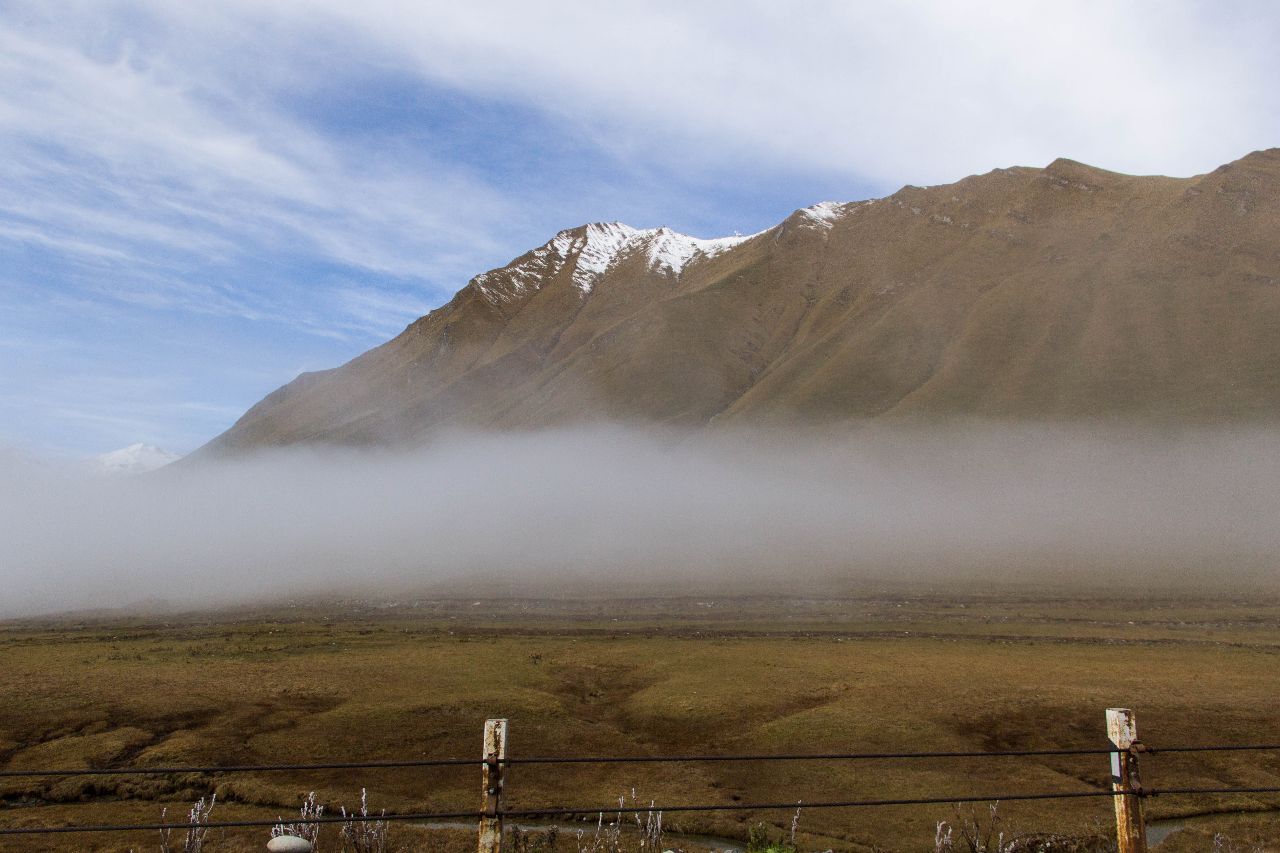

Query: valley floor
[{"left": 1, "top": 591, "right": 1279, "bottom": 852}]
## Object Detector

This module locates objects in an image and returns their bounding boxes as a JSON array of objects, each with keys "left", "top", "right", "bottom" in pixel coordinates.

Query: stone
[{"left": 266, "top": 835, "right": 314, "bottom": 853}]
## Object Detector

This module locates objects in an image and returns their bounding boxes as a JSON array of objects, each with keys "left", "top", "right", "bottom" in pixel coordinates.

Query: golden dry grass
[{"left": 1, "top": 593, "right": 1278, "bottom": 852}]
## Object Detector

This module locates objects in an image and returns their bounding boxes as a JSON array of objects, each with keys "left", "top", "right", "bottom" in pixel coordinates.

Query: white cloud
[{"left": 249, "top": 0, "right": 1277, "bottom": 183}]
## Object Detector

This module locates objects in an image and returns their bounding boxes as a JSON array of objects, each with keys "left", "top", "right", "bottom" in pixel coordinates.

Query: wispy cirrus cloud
[{"left": 0, "top": 17, "right": 519, "bottom": 285}]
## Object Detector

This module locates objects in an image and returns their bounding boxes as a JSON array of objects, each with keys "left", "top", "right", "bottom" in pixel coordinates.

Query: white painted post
[
  {"left": 1106, "top": 708, "right": 1148, "bottom": 853},
  {"left": 479, "top": 719, "right": 508, "bottom": 853}
]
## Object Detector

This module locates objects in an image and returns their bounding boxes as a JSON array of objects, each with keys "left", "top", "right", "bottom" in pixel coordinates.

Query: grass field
[{"left": 1, "top": 592, "right": 1279, "bottom": 852}]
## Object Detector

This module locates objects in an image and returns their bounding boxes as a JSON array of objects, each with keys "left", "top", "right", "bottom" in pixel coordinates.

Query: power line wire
[
  {"left": 1145, "top": 744, "right": 1280, "bottom": 755},
  {"left": 506, "top": 747, "right": 1116, "bottom": 764},
  {"left": 0, "top": 757, "right": 478, "bottom": 778},
  {"left": 0, "top": 791, "right": 1115, "bottom": 836},
  {"left": 3, "top": 785, "right": 1279, "bottom": 835},
  {"left": 0, "top": 746, "right": 1122, "bottom": 778},
  {"left": 7, "top": 742, "right": 1280, "bottom": 778}
]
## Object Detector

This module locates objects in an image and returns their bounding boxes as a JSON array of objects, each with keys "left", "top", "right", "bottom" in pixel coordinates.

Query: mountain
[
  {"left": 199, "top": 149, "right": 1280, "bottom": 454},
  {"left": 93, "top": 443, "right": 182, "bottom": 475}
]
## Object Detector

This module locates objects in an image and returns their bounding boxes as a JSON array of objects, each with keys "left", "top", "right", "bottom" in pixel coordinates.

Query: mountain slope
[{"left": 200, "top": 149, "right": 1280, "bottom": 454}]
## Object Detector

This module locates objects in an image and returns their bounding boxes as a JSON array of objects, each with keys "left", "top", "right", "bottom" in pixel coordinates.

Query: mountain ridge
[{"left": 196, "top": 148, "right": 1280, "bottom": 456}]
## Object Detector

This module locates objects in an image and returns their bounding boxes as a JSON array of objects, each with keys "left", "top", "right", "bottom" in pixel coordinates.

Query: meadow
[{"left": 1, "top": 591, "right": 1278, "bottom": 852}]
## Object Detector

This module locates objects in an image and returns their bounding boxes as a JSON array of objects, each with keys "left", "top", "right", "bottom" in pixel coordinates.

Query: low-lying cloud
[{"left": 2, "top": 426, "right": 1278, "bottom": 617}]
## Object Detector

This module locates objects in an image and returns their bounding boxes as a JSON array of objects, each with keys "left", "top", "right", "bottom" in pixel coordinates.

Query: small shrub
[{"left": 746, "top": 807, "right": 803, "bottom": 853}]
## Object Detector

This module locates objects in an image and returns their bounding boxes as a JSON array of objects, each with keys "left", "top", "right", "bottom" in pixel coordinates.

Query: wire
[
  {"left": 1145, "top": 744, "right": 1280, "bottom": 755},
  {"left": 505, "top": 747, "right": 1116, "bottom": 765},
  {"left": 7, "top": 744, "right": 1272, "bottom": 777},
  {"left": 0, "top": 790, "right": 1117, "bottom": 835},
  {"left": 6, "top": 786, "right": 1280, "bottom": 835},
  {"left": 0, "top": 757, "right": 478, "bottom": 778},
  {"left": 498, "top": 789, "right": 1119, "bottom": 817},
  {"left": 0, "top": 746, "right": 1119, "bottom": 778},
  {"left": 12, "top": 742, "right": 1280, "bottom": 778},
  {"left": 1146, "top": 786, "right": 1280, "bottom": 797}
]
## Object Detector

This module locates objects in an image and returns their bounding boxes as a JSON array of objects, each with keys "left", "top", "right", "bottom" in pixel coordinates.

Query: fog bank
[{"left": 2, "top": 426, "right": 1278, "bottom": 617}]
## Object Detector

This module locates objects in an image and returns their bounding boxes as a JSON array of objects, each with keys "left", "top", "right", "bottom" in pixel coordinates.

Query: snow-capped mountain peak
[
  {"left": 637, "top": 226, "right": 758, "bottom": 278},
  {"left": 564, "top": 222, "right": 644, "bottom": 293},
  {"left": 92, "top": 443, "right": 181, "bottom": 475},
  {"left": 554, "top": 221, "right": 757, "bottom": 293},
  {"left": 471, "top": 220, "right": 765, "bottom": 303}
]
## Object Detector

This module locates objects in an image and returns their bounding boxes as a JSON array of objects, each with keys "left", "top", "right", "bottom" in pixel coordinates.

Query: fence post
[
  {"left": 1106, "top": 708, "right": 1148, "bottom": 853},
  {"left": 479, "top": 719, "right": 508, "bottom": 853}
]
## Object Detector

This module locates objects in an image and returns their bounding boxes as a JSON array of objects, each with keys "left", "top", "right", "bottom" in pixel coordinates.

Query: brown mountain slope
[{"left": 199, "top": 149, "right": 1280, "bottom": 454}]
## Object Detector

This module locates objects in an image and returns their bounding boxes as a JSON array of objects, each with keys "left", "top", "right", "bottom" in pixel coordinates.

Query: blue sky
[{"left": 2, "top": 0, "right": 1277, "bottom": 457}]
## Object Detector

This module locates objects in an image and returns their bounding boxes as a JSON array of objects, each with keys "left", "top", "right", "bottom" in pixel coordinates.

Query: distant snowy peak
[
  {"left": 473, "top": 221, "right": 765, "bottom": 303},
  {"left": 92, "top": 443, "right": 181, "bottom": 475}
]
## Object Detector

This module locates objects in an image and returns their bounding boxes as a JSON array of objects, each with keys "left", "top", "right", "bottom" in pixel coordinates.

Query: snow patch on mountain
[
  {"left": 796, "top": 201, "right": 853, "bottom": 229},
  {"left": 470, "top": 238, "right": 573, "bottom": 305},
  {"left": 472, "top": 221, "right": 766, "bottom": 303},
  {"left": 92, "top": 443, "right": 182, "bottom": 475},
  {"left": 639, "top": 227, "right": 756, "bottom": 278},
  {"left": 565, "top": 222, "right": 761, "bottom": 293},
  {"left": 568, "top": 222, "right": 644, "bottom": 292}
]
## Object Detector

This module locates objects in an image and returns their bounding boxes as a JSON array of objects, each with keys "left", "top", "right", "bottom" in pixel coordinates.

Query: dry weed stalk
[
  {"left": 577, "top": 808, "right": 623, "bottom": 853},
  {"left": 511, "top": 825, "right": 559, "bottom": 853},
  {"left": 630, "top": 789, "right": 664, "bottom": 853},
  {"left": 576, "top": 790, "right": 666, "bottom": 853},
  {"left": 273, "top": 790, "right": 324, "bottom": 847},
  {"left": 933, "top": 802, "right": 1116, "bottom": 853},
  {"left": 158, "top": 794, "right": 216, "bottom": 853},
  {"left": 1212, "top": 833, "right": 1264, "bottom": 853},
  {"left": 339, "top": 787, "right": 388, "bottom": 853}
]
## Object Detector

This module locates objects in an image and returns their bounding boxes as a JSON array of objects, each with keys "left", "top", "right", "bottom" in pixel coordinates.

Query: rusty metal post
[
  {"left": 479, "top": 719, "right": 508, "bottom": 853},
  {"left": 1107, "top": 708, "right": 1148, "bottom": 853}
]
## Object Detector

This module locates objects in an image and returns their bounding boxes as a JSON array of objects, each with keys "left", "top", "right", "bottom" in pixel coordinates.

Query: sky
[{"left": 2, "top": 0, "right": 1278, "bottom": 457}]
